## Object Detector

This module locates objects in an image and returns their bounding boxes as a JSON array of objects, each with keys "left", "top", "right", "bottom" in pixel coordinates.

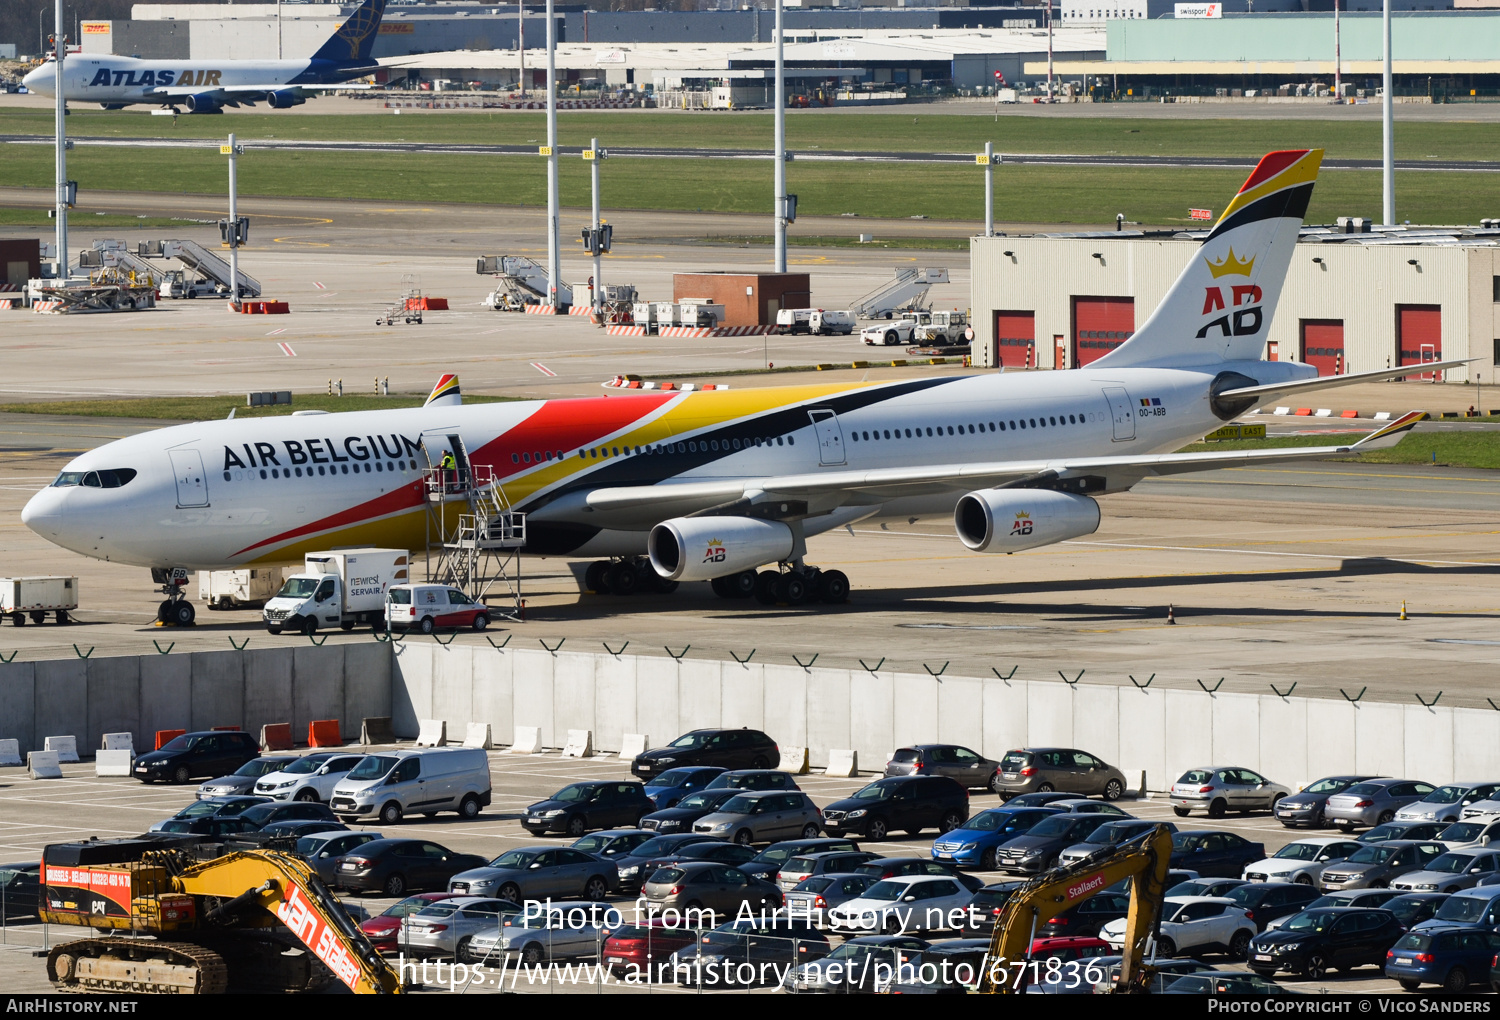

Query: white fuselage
[{"left": 22, "top": 55, "right": 326, "bottom": 104}]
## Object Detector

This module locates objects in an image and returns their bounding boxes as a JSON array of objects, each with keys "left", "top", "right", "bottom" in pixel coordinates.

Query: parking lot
[{"left": 0, "top": 746, "right": 1417, "bottom": 994}]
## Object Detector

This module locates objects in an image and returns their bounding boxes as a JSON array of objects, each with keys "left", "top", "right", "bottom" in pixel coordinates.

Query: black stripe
[{"left": 1205, "top": 182, "right": 1314, "bottom": 242}]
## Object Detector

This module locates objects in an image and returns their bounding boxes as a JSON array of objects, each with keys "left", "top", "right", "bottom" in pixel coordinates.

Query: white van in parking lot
[{"left": 329, "top": 747, "right": 493, "bottom": 825}]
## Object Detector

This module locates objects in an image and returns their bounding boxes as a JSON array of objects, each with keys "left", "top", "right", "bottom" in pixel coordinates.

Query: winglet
[
  {"left": 1352, "top": 411, "right": 1427, "bottom": 450},
  {"left": 424, "top": 373, "right": 461, "bottom": 407}
]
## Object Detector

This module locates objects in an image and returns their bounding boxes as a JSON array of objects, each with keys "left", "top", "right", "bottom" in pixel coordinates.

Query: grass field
[
  {"left": 7, "top": 108, "right": 1500, "bottom": 161},
  {"left": 4, "top": 143, "right": 1491, "bottom": 224},
  {"left": 0, "top": 394, "right": 517, "bottom": 421}
]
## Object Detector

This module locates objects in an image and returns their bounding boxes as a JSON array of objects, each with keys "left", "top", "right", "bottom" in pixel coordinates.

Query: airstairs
[
  {"left": 422, "top": 436, "right": 526, "bottom": 620},
  {"left": 853, "top": 266, "right": 949, "bottom": 319}
]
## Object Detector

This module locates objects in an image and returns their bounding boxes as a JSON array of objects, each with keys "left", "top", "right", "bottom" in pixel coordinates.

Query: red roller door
[
  {"left": 1300, "top": 320, "right": 1344, "bottom": 377},
  {"left": 992, "top": 310, "right": 1035, "bottom": 368},
  {"left": 1072, "top": 297, "right": 1135, "bottom": 368},
  {"left": 1397, "top": 305, "right": 1442, "bottom": 380}
]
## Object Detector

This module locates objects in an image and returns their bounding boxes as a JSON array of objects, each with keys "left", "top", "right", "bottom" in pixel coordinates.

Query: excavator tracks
[{"left": 48, "top": 939, "right": 229, "bottom": 994}]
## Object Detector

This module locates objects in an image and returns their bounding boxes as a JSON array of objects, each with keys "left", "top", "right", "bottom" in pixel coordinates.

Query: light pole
[
  {"left": 222, "top": 133, "right": 245, "bottom": 307},
  {"left": 587, "top": 137, "right": 603, "bottom": 315},
  {"left": 53, "top": 0, "right": 68, "bottom": 280},
  {"left": 1046, "top": 1, "right": 1054, "bottom": 103},
  {"left": 518, "top": 0, "right": 525, "bottom": 96},
  {"left": 980, "top": 142, "right": 994, "bottom": 238},
  {"left": 545, "top": 0, "right": 559, "bottom": 308},
  {"left": 1333, "top": 0, "right": 1341, "bottom": 101},
  {"left": 1382, "top": 0, "right": 1395, "bottom": 226},
  {"left": 773, "top": 0, "right": 787, "bottom": 274}
]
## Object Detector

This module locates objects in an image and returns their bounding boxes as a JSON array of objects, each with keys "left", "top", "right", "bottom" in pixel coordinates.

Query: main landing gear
[
  {"left": 718, "top": 566, "right": 849, "bottom": 608},
  {"left": 150, "top": 567, "right": 196, "bottom": 627},
  {"left": 584, "top": 557, "right": 680, "bottom": 596}
]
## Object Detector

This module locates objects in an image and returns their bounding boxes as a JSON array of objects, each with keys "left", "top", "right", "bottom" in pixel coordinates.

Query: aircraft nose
[
  {"left": 21, "top": 486, "right": 66, "bottom": 537},
  {"left": 21, "top": 66, "right": 47, "bottom": 90}
]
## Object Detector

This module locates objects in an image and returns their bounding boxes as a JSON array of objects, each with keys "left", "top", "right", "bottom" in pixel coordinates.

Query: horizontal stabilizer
[{"left": 1218, "top": 360, "right": 1471, "bottom": 406}]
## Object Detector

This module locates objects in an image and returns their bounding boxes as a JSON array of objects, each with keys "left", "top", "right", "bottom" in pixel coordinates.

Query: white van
[{"left": 328, "top": 747, "right": 492, "bottom": 825}]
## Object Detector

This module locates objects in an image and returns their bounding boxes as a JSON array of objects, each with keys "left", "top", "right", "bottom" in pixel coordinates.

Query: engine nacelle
[
  {"left": 954, "top": 488, "right": 1100, "bottom": 554},
  {"left": 648, "top": 516, "right": 794, "bottom": 582},
  {"left": 184, "top": 93, "right": 223, "bottom": 114},
  {"left": 267, "top": 90, "right": 306, "bottom": 109}
]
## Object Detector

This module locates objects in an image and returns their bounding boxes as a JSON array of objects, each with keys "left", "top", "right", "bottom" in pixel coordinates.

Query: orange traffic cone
[{"left": 1167, "top": 604, "right": 1176, "bottom": 625}]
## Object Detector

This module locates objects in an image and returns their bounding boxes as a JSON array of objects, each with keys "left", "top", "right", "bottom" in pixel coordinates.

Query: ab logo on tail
[{"left": 1196, "top": 247, "right": 1263, "bottom": 339}]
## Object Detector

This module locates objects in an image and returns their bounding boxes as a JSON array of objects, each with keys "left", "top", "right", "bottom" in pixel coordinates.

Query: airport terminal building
[{"left": 969, "top": 227, "right": 1500, "bottom": 382}]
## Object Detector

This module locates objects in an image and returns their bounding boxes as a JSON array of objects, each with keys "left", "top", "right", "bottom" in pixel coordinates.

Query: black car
[
  {"left": 613, "top": 833, "right": 724, "bottom": 893},
  {"left": 0, "top": 861, "right": 41, "bottom": 920},
  {"left": 964, "top": 881, "right": 1025, "bottom": 935},
  {"left": 737, "top": 838, "right": 863, "bottom": 882},
  {"left": 1004, "top": 792, "right": 1088, "bottom": 809},
  {"left": 523, "top": 781, "right": 655, "bottom": 837},
  {"left": 821, "top": 776, "right": 969, "bottom": 841},
  {"left": 1247, "top": 907, "right": 1405, "bottom": 979},
  {"left": 334, "top": 839, "right": 489, "bottom": 897},
  {"left": 672, "top": 918, "right": 830, "bottom": 985},
  {"left": 1273, "top": 775, "right": 1381, "bottom": 829},
  {"left": 1384, "top": 892, "right": 1450, "bottom": 931},
  {"left": 1222, "top": 882, "right": 1322, "bottom": 931},
  {"left": 258, "top": 819, "right": 351, "bottom": 839},
  {"left": 134, "top": 730, "right": 261, "bottom": 784},
  {"left": 156, "top": 816, "right": 262, "bottom": 837},
  {"left": 705, "top": 770, "right": 801, "bottom": 792},
  {"left": 1169, "top": 831, "right": 1265, "bottom": 878},
  {"left": 631, "top": 728, "right": 780, "bottom": 778},
  {"left": 237, "top": 801, "right": 338, "bottom": 830},
  {"left": 1358, "top": 820, "right": 1447, "bottom": 844},
  {"left": 853, "top": 857, "right": 985, "bottom": 893},
  {"left": 1037, "top": 890, "right": 1131, "bottom": 938},
  {"left": 641, "top": 789, "right": 740, "bottom": 835},
  {"left": 631, "top": 841, "right": 761, "bottom": 889},
  {"left": 569, "top": 829, "right": 655, "bottom": 860},
  {"left": 994, "top": 813, "right": 1113, "bottom": 875}
]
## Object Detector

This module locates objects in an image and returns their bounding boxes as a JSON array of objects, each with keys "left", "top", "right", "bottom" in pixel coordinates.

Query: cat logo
[
  {"left": 702, "top": 539, "right": 727, "bottom": 564},
  {"left": 1010, "top": 512, "right": 1033, "bottom": 537}
]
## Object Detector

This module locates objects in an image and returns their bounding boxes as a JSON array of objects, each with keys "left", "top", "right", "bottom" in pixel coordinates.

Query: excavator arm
[
  {"left": 980, "top": 824, "right": 1174, "bottom": 994},
  {"left": 176, "top": 850, "right": 403, "bottom": 994}
]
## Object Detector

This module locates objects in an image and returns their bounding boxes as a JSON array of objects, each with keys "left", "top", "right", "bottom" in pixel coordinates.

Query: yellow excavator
[
  {"left": 39, "top": 837, "right": 403, "bottom": 994},
  {"left": 980, "top": 824, "right": 1174, "bottom": 994}
]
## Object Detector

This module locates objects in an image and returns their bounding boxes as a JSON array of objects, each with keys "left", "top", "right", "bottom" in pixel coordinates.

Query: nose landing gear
[{"left": 150, "top": 568, "right": 196, "bottom": 627}]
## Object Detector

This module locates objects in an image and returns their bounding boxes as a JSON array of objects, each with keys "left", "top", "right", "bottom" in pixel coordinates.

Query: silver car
[
  {"left": 692, "top": 791, "right": 823, "bottom": 845},
  {"left": 1317, "top": 840, "right": 1447, "bottom": 891},
  {"left": 1325, "top": 779, "right": 1437, "bottom": 830},
  {"left": 465, "top": 901, "right": 620, "bottom": 965},
  {"left": 1170, "top": 768, "right": 1290, "bottom": 819},
  {"left": 196, "top": 756, "right": 298, "bottom": 799},
  {"left": 1395, "top": 782, "right": 1500, "bottom": 824},
  {"left": 398, "top": 897, "right": 516, "bottom": 959},
  {"left": 1390, "top": 850, "right": 1500, "bottom": 894},
  {"left": 295, "top": 829, "right": 383, "bottom": 885},
  {"left": 784, "top": 874, "right": 877, "bottom": 921}
]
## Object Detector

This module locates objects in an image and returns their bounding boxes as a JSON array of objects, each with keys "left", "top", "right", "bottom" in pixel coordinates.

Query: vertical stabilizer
[
  {"left": 425, "top": 373, "right": 462, "bottom": 407},
  {"left": 1096, "top": 148, "right": 1323, "bottom": 369},
  {"left": 311, "top": 0, "right": 387, "bottom": 64}
]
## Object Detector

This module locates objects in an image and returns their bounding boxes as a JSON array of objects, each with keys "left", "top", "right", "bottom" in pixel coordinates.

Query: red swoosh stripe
[{"left": 232, "top": 479, "right": 426, "bottom": 558}]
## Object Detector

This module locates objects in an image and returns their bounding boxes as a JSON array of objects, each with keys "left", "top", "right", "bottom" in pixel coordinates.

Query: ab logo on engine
[
  {"left": 1010, "top": 512, "right": 1033, "bottom": 537},
  {"left": 703, "top": 540, "right": 726, "bottom": 564}
]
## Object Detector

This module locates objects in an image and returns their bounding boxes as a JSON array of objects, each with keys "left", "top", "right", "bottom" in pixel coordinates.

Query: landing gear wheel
[
  {"left": 716, "top": 570, "right": 757, "bottom": 599},
  {"left": 774, "top": 572, "right": 807, "bottom": 605},
  {"left": 157, "top": 600, "right": 174, "bottom": 624},
  {"left": 606, "top": 561, "right": 638, "bottom": 596},
  {"left": 585, "top": 560, "right": 609, "bottom": 594},
  {"left": 753, "top": 570, "right": 779, "bottom": 605},
  {"left": 651, "top": 577, "right": 679, "bottom": 595},
  {"left": 711, "top": 576, "right": 732, "bottom": 598},
  {"left": 169, "top": 601, "right": 196, "bottom": 627},
  {"left": 817, "top": 570, "right": 850, "bottom": 604}
]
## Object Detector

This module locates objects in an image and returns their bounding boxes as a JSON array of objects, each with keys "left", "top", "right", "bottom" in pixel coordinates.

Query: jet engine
[
  {"left": 184, "top": 93, "right": 223, "bottom": 114},
  {"left": 954, "top": 488, "right": 1100, "bottom": 554},
  {"left": 648, "top": 516, "right": 794, "bottom": 582},
  {"left": 266, "top": 90, "right": 306, "bottom": 109}
]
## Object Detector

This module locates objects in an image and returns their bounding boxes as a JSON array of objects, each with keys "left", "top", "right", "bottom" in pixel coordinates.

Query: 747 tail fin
[
  {"left": 1097, "top": 148, "right": 1324, "bottom": 370},
  {"left": 310, "top": 0, "right": 387, "bottom": 65}
]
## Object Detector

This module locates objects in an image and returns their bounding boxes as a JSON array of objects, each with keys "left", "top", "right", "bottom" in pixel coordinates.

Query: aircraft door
[
  {"left": 808, "top": 409, "right": 846, "bottom": 466},
  {"left": 169, "top": 449, "right": 210, "bottom": 507},
  {"left": 1102, "top": 386, "right": 1136, "bottom": 442}
]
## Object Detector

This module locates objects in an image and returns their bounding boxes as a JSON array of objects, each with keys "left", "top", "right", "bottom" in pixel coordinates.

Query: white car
[
  {"left": 859, "top": 318, "right": 922, "bottom": 346},
  {"left": 1435, "top": 818, "right": 1500, "bottom": 851},
  {"left": 1389, "top": 850, "right": 1500, "bottom": 894},
  {"left": 1395, "top": 782, "right": 1500, "bottom": 824},
  {"left": 1099, "top": 896, "right": 1256, "bottom": 959},
  {"left": 254, "top": 751, "right": 367, "bottom": 803},
  {"left": 1240, "top": 837, "right": 1364, "bottom": 886},
  {"left": 826, "top": 875, "right": 974, "bottom": 935},
  {"left": 1460, "top": 797, "right": 1500, "bottom": 821}
]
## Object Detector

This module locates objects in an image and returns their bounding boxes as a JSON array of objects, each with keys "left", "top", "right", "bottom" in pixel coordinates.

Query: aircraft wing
[
  {"left": 150, "top": 83, "right": 370, "bottom": 96},
  {"left": 573, "top": 412, "right": 1427, "bottom": 524}
]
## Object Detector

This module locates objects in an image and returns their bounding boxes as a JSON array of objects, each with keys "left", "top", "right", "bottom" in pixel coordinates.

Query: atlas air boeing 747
[
  {"left": 21, "top": 0, "right": 385, "bottom": 114},
  {"left": 22, "top": 150, "right": 1457, "bottom": 624}
]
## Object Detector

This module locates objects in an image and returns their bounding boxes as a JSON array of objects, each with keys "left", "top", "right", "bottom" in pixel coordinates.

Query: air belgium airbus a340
[{"left": 24, "top": 150, "right": 1453, "bottom": 622}]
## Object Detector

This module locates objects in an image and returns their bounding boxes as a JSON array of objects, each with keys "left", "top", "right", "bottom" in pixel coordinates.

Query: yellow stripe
[{"left": 1214, "top": 149, "right": 1324, "bottom": 229}]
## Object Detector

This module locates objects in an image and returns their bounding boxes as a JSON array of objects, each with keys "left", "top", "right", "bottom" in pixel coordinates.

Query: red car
[
  {"left": 1030, "top": 935, "right": 1111, "bottom": 963},
  {"left": 359, "top": 893, "right": 455, "bottom": 952},
  {"left": 601, "top": 919, "right": 699, "bottom": 970}
]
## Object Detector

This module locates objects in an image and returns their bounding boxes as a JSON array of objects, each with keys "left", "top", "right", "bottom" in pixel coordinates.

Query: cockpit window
[{"left": 53, "top": 469, "right": 136, "bottom": 489}]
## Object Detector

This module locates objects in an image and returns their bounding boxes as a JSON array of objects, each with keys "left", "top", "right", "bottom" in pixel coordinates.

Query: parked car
[
  {"left": 1386, "top": 927, "right": 1500, "bottom": 992},
  {"left": 1048, "top": 798, "right": 1131, "bottom": 817},
  {"left": 995, "top": 813, "right": 1114, "bottom": 875},
  {"left": 1384, "top": 892, "right": 1452, "bottom": 931},
  {"left": 1169, "top": 831, "right": 1266, "bottom": 878},
  {"left": 854, "top": 857, "right": 984, "bottom": 892},
  {"left": 785, "top": 874, "right": 878, "bottom": 920},
  {"left": 1317, "top": 840, "right": 1447, "bottom": 891},
  {"left": 465, "top": 900, "right": 618, "bottom": 965},
  {"left": 775, "top": 850, "right": 883, "bottom": 891},
  {"left": 641, "top": 862, "right": 782, "bottom": 918},
  {"left": 359, "top": 892, "right": 457, "bottom": 952},
  {"left": 1325, "top": 779, "right": 1438, "bottom": 830},
  {"left": 1056, "top": 819, "right": 1177, "bottom": 868},
  {"left": 931, "top": 807, "right": 1064, "bottom": 870},
  {"left": 885, "top": 744, "right": 1000, "bottom": 790},
  {"left": 1460, "top": 797, "right": 1500, "bottom": 821},
  {"left": 1359, "top": 819, "right": 1449, "bottom": 844},
  {"left": 155, "top": 816, "right": 261, "bottom": 837},
  {"left": 150, "top": 795, "right": 268, "bottom": 832},
  {"left": 691, "top": 790, "right": 823, "bottom": 845},
  {"left": 782, "top": 934, "right": 927, "bottom": 994},
  {"left": 1101, "top": 896, "right": 1256, "bottom": 959},
  {"left": 446, "top": 846, "right": 616, "bottom": 903},
  {"left": 1240, "top": 836, "right": 1364, "bottom": 886},
  {"left": 258, "top": 819, "right": 351, "bottom": 839},
  {"left": 1391, "top": 849, "right": 1500, "bottom": 894},
  {"left": 827, "top": 874, "right": 976, "bottom": 935},
  {"left": 704, "top": 770, "right": 801, "bottom": 793},
  {"left": 991, "top": 747, "right": 1129, "bottom": 801},
  {"left": 820, "top": 775, "right": 969, "bottom": 840},
  {"left": 330, "top": 747, "right": 493, "bottom": 824},
  {"left": 602, "top": 918, "right": 700, "bottom": 970},
  {"left": 254, "top": 752, "right": 366, "bottom": 803},
  {"left": 672, "top": 918, "right": 829, "bottom": 986},
  {"left": 1030, "top": 935, "right": 1112, "bottom": 964},
  {"left": 622, "top": 840, "right": 758, "bottom": 891},
  {"left": 399, "top": 896, "right": 516, "bottom": 960},
  {"left": 1005, "top": 792, "right": 1088, "bottom": 809},
  {"left": 1167, "top": 878, "right": 1248, "bottom": 899},
  {"left": 630, "top": 728, "right": 780, "bottom": 777},
  {"left": 1247, "top": 907, "right": 1405, "bottom": 978},
  {"left": 1263, "top": 889, "right": 1401, "bottom": 930},
  {"left": 385, "top": 583, "right": 489, "bottom": 633},
  {"left": 0, "top": 861, "right": 39, "bottom": 920},
  {"left": 197, "top": 756, "right": 299, "bottom": 799},
  {"left": 963, "top": 881, "right": 1025, "bottom": 935},
  {"left": 523, "top": 781, "right": 655, "bottom": 837},
  {"left": 1396, "top": 782, "right": 1500, "bottom": 824},
  {"left": 893, "top": 939, "right": 995, "bottom": 993},
  {"left": 736, "top": 838, "right": 862, "bottom": 883},
  {"left": 642, "top": 767, "right": 726, "bottom": 808},
  {"left": 1163, "top": 972, "right": 1302, "bottom": 994},
  {"left": 134, "top": 730, "right": 262, "bottom": 784},
  {"left": 612, "top": 834, "right": 723, "bottom": 894},
  {"left": 1435, "top": 818, "right": 1500, "bottom": 851},
  {"left": 1038, "top": 890, "right": 1131, "bottom": 939},
  {"left": 1272, "top": 775, "right": 1381, "bottom": 829},
  {"left": 1029, "top": 957, "right": 1219, "bottom": 995},
  {"left": 335, "top": 839, "right": 489, "bottom": 897},
  {"left": 640, "top": 790, "right": 739, "bottom": 835},
  {"left": 569, "top": 829, "right": 654, "bottom": 861},
  {"left": 236, "top": 801, "right": 338, "bottom": 831},
  {"left": 1412, "top": 887, "right": 1500, "bottom": 933},
  {"left": 1169, "top": 767, "right": 1289, "bottom": 819},
  {"left": 1217, "top": 882, "right": 1321, "bottom": 932},
  {"left": 295, "top": 829, "right": 382, "bottom": 885}
]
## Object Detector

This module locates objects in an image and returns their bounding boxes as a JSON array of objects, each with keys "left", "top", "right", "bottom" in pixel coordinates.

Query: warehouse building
[{"left": 969, "top": 227, "right": 1500, "bottom": 381}]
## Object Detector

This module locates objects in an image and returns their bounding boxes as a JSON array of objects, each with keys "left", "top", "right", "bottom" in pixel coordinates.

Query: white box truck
[
  {"left": 0, "top": 576, "right": 78, "bottom": 625},
  {"left": 775, "top": 308, "right": 814, "bottom": 334},
  {"left": 810, "top": 309, "right": 856, "bottom": 335},
  {"left": 198, "top": 567, "right": 286, "bottom": 611},
  {"left": 262, "top": 549, "right": 408, "bottom": 635}
]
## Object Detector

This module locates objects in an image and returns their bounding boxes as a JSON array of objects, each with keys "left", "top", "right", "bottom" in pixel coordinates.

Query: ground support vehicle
[
  {"left": 0, "top": 575, "right": 77, "bottom": 625},
  {"left": 263, "top": 548, "right": 408, "bottom": 634},
  {"left": 40, "top": 838, "right": 402, "bottom": 994},
  {"left": 199, "top": 568, "right": 284, "bottom": 610}
]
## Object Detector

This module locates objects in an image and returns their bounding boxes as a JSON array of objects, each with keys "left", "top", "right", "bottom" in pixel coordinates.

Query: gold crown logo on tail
[{"left": 1205, "top": 247, "right": 1256, "bottom": 279}]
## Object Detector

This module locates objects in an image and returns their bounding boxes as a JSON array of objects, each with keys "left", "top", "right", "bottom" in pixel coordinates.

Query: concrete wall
[
  {"left": 393, "top": 645, "right": 1500, "bottom": 790},
  {"left": 0, "top": 643, "right": 390, "bottom": 755}
]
